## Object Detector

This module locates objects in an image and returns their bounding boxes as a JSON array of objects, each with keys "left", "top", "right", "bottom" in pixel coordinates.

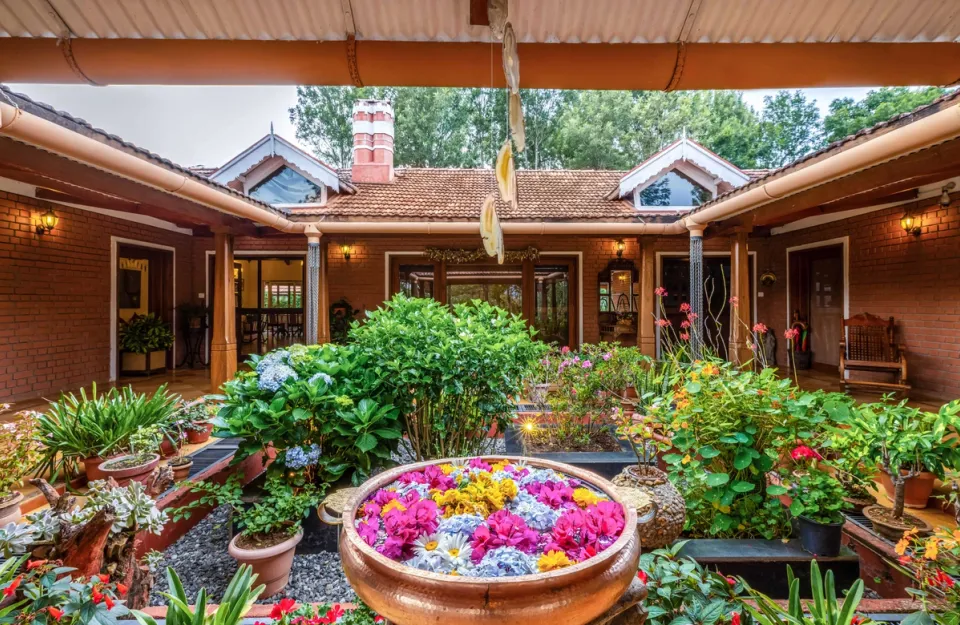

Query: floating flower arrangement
[{"left": 354, "top": 458, "right": 626, "bottom": 578}]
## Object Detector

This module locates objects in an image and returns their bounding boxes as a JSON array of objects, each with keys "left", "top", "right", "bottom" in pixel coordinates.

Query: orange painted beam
[{"left": 2, "top": 38, "right": 960, "bottom": 89}]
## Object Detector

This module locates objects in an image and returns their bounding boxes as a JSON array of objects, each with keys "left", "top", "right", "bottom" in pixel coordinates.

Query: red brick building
[{"left": 2, "top": 89, "right": 958, "bottom": 404}]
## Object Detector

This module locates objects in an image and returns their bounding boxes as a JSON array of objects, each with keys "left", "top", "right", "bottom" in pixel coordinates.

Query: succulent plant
[
  {"left": 0, "top": 521, "right": 40, "bottom": 557},
  {"left": 71, "top": 480, "right": 167, "bottom": 535}
]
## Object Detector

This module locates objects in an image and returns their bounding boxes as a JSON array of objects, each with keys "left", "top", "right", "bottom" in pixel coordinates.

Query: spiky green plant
[
  {"left": 745, "top": 560, "right": 866, "bottom": 625},
  {"left": 132, "top": 565, "right": 264, "bottom": 625}
]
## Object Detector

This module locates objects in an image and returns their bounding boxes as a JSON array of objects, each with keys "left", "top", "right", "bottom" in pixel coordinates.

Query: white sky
[{"left": 6, "top": 84, "right": 875, "bottom": 169}]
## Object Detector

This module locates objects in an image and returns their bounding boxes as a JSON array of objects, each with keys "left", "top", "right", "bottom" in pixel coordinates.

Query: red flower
[
  {"left": 680, "top": 320, "right": 691, "bottom": 329},
  {"left": 729, "top": 296, "right": 739, "bottom": 306},
  {"left": 270, "top": 598, "right": 298, "bottom": 619},
  {"left": 680, "top": 333, "right": 690, "bottom": 341},
  {"left": 654, "top": 287, "right": 668, "bottom": 296},
  {"left": 116, "top": 583, "right": 128, "bottom": 597},
  {"left": 784, "top": 328, "right": 800, "bottom": 341},
  {"left": 656, "top": 318, "right": 672, "bottom": 328},
  {"left": 636, "top": 569, "right": 648, "bottom": 584},
  {"left": 104, "top": 596, "right": 115, "bottom": 610},
  {"left": 26, "top": 560, "right": 48, "bottom": 571},
  {"left": 851, "top": 616, "right": 865, "bottom": 625},
  {"left": 899, "top": 555, "right": 912, "bottom": 565},
  {"left": 91, "top": 589, "right": 104, "bottom": 604},
  {"left": 47, "top": 607, "right": 64, "bottom": 621},
  {"left": 3, "top": 575, "right": 22, "bottom": 598},
  {"left": 375, "top": 617, "right": 385, "bottom": 624},
  {"left": 679, "top": 303, "right": 691, "bottom": 313},
  {"left": 98, "top": 574, "right": 110, "bottom": 584},
  {"left": 790, "top": 445, "right": 822, "bottom": 461},
  {"left": 731, "top": 611, "right": 741, "bottom": 625},
  {"left": 726, "top": 576, "right": 736, "bottom": 586},
  {"left": 752, "top": 323, "right": 768, "bottom": 334},
  {"left": 934, "top": 569, "right": 956, "bottom": 589},
  {"left": 319, "top": 604, "right": 345, "bottom": 624}
]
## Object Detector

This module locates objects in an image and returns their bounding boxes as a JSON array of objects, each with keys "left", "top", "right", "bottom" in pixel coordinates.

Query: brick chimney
[{"left": 351, "top": 99, "right": 395, "bottom": 184}]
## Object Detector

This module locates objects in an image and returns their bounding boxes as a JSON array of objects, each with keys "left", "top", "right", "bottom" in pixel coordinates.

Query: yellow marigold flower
[
  {"left": 538, "top": 551, "right": 573, "bottom": 572},
  {"left": 573, "top": 488, "right": 600, "bottom": 509},
  {"left": 491, "top": 460, "right": 510, "bottom": 473},
  {"left": 439, "top": 464, "right": 455, "bottom": 475},
  {"left": 923, "top": 539, "right": 939, "bottom": 561},
  {"left": 381, "top": 499, "right": 407, "bottom": 517},
  {"left": 680, "top": 422, "right": 689, "bottom": 429},
  {"left": 895, "top": 538, "right": 910, "bottom": 556},
  {"left": 681, "top": 455, "right": 691, "bottom": 465},
  {"left": 498, "top": 477, "right": 518, "bottom": 501}
]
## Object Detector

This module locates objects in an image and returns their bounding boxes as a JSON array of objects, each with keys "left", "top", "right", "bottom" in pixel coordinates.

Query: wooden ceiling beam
[{"left": 469, "top": 0, "right": 490, "bottom": 26}]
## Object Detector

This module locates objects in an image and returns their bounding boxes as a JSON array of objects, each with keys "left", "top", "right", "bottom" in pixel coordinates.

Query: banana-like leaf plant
[{"left": 745, "top": 561, "right": 866, "bottom": 625}]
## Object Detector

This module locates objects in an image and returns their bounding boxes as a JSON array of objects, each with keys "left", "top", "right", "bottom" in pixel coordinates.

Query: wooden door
[{"left": 809, "top": 250, "right": 844, "bottom": 367}]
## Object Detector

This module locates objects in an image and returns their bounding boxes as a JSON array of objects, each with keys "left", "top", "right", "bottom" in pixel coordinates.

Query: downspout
[
  {"left": 681, "top": 100, "right": 960, "bottom": 231},
  {"left": 0, "top": 101, "right": 308, "bottom": 233}
]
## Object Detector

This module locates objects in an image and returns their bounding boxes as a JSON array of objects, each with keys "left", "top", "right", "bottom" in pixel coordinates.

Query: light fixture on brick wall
[
  {"left": 900, "top": 210, "right": 922, "bottom": 236},
  {"left": 35, "top": 208, "right": 59, "bottom": 234},
  {"left": 940, "top": 182, "right": 956, "bottom": 207},
  {"left": 340, "top": 243, "right": 352, "bottom": 261},
  {"left": 615, "top": 239, "right": 625, "bottom": 258}
]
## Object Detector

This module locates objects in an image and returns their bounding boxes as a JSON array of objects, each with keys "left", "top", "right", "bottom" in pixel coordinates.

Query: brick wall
[
  {"left": 753, "top": 201, "right": 960, "bottom": 399},
  {"left": 0, "top": 191, "right": 195, "bottom": 404}
]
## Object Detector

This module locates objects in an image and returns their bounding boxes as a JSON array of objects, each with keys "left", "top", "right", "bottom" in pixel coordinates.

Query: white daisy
[
  {"left": 439, "top": 533, "right": 472, "bottom": 566},
  {"left": 413, "top": 533, "right": 443, "bottom": 559}
]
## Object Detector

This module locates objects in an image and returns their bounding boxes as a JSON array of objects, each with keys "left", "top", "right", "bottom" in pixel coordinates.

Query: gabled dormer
[
  {"left": 208, "top": 127, "right": 353, "bottom": 208},
  {"left": 614, "top": 137, "right": 750, "bottom": 212}
]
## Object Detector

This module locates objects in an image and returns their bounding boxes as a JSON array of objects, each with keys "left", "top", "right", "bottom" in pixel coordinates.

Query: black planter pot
[{"left": 797, "top": 515, "right": 844, "bottom": 557}]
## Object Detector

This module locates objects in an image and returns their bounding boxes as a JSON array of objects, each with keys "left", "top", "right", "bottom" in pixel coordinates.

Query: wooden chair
[{"left": 839, "top": 313, "right": 910, "bottom": 392}]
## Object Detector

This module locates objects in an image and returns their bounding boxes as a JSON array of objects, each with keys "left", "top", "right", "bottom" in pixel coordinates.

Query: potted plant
[
  {"left": 774, "top": 449, "right": 851, "bottom": 557},
  {"left": 34, "top": 384, "right": 180, "bottom": 482},
  {"left": 119, "top": 313, "right": 174, "bottom": 375},
  {"left": 98, "top": 426, "right": 161, "bottom": 487},
  {"left": 180, "top": 398, "right": 218, "bottom": 444},
  {"left": 893, "top": 523, "right": 960, "bottom": 625},
  {"left": 823, "top": 412, "right": 877, "bottom": 512},
  {"left": 165, "top": 419, "right": 192, "bottom": 482},
  {"left": 0, "top": 407, "right": 42, "bottom": 525},
  {"left": 840, "top": 398, "right": 960, "bottom": 539}
]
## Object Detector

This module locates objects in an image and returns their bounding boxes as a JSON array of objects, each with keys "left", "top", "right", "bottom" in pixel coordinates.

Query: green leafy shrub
[
  {"left": 34, "top": 384, "right": 180, "bottom": 480},
  {"left": 119, "top": 313, "right": 174, "bottom": 353},
  {"left": 133, "top": 565, "right": 264, "bottom": 625},
  {"left": 215, "top": 342, "right": 401, "bottom": 485},
  {"left": 776, "top": 466, "right": 851, "bottom": 525},
  {"left": 745, "top": 561, "right": 867, "bottom": 625},
  {"left": 350, "top": 295, "right": 547, "bottom": 460}
]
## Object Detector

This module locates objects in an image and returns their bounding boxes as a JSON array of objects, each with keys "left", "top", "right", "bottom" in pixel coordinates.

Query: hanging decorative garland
[{"left": 425, "top": 246, "right": 539, "bottom": 264}]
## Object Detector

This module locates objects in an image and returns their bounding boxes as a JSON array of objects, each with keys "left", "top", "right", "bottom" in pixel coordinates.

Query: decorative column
[
  {"left": 688, "top": 225, "right": 705, "bottom": 359},
  {"left": 305, "top": 233, "right": 321, "bottom": 345},
  {"left": 637, "top": 237, "right": 656, "bottom": 357},
  {"left": 210, "top": 229, "right": 237, "bottom": 391},
  {"left": 729, "top": 229, "right": 753, "bottom": 366},
  {"left": 318, "top": 240, "right": 331, "bottom": 344}
]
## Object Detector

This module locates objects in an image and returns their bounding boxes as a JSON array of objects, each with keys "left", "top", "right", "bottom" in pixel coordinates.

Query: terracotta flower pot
[
  {"left": 83, "top": 454, "right": 119, "bottom": 482},
  {"left": 228, "top": 530, "right": 302, "bottom": 597},
  {"left": 186, "top": 423, "right": 213, "bottom": 445},
  {"left": 98, "top": 454, "right": 160, "bottom": 487},
  {"left": 340, "top": 456, "right": 642, "bottom": 625},
  {"left": 171, "top": 459, "right": 193, "bottom": 482},
  {"left": 877, "top": 470, "right": 936, "bottom": 509},
  {"left": 159, "top": 438, "right": 177, "bottom": 458},
  {"left": 0, "top": 492, "right": 24, "bottom": 526},
  {"left": 863, "top": 504, "right": 934, "bottom": 541}
]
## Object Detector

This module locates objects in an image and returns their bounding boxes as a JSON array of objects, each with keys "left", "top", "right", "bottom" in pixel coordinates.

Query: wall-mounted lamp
[
  {"left": 615, "top": 239, "right": 625, "bottom": 259},
  {"left": 900, "top": 211, "right": 922, "bottom": 236},
  {"left": 941, "top": 182, "right": 956, "bottom": 207},
  {"left": 35, "top": 208, "right": 59, "bottom": 234},
  {"left": 340, "top": 243, "right": 352, "bottom": 261}
]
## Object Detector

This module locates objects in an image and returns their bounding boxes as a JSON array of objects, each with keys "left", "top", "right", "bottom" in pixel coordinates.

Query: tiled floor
[{"left": 792, "top": 367, "right": 948, "bottom": 412}]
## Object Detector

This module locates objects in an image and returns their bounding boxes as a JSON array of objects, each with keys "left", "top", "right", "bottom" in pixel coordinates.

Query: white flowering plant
[{"left": 215, "top": 343, "right": 403, "bottom": 486}]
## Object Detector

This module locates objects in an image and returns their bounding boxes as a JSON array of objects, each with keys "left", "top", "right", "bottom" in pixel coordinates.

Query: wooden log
[{"left": 59, "top": 508, "right": 113, "bottom": 578}]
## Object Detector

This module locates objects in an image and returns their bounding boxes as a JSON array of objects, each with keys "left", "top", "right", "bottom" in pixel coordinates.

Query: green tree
[
  {"left": 391, "top": 87, "right": 473, "bottom": 167},
  {"left": 552, "top": 90, "right": 641, "bottom": 169},
  {"left": 824, "top": 87, "right": 948, "bottom": 143},
  {"left": 289, "top": 86, "right": 382, "bottom": 169},
  {"left": 757, "top": 90, "right": 824, "bottom": 168}
]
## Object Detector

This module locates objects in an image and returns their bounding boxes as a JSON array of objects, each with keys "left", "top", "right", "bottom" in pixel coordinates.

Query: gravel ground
[{"left": 150, "top": 507, "right": 356, "bottom": 606}]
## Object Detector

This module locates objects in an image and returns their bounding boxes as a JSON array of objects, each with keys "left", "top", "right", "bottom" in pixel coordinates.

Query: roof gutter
[
  {"left": 311, "top": 220, "right": 687, "bottom": 235},
  {"left": 0, "top": 101, "right": 309, "bottom": 233},
  {"left": 682, "top": 100, "right": 960, "bottom": 230}
]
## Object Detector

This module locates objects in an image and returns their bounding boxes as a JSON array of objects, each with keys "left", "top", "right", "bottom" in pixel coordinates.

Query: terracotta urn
[
  {"left": 98, "top": 453, "right": 160, "bottom": 487},
  {"left": 228, "top": 530, "right": 303, "bottom": 597},
  {"left": 187, "top": 423, "right": 213, "bottom": 444},
  {"left": 0, "top": 492, "right": 24, "bottom": 526},
  {"left": 613, "top": 465, "right": 685, "bottom": 549},
  {"left": 877, "top": 470, "right": 936, "bottom": 509},
  {"left": 340, "top": 456, "right": 642, "bottom": 625}
]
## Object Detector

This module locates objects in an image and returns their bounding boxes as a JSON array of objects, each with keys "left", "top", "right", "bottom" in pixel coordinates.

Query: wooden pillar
[
  {"left": 729, "top": 229, "right": 753, "bottom": 365},
  {"left": 318, "top": 240, "right": 331, "bottom": 344},
  {"left": 637, "top": 237, "right": 656, "bottom": 358},
  {"left": 210, "top": 229, "right": 237, "bottom": 391}
]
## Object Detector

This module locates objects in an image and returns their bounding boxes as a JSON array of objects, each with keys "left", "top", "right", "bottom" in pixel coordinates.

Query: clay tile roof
[{"left": 294, "top": 168, "right": 657, "bottom": 222}]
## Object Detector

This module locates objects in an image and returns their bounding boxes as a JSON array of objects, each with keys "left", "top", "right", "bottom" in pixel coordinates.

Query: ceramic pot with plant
[
  {"left": 99, "top": 453, "right": 161, "bottom": 487},
  {"left": 0, "top": 407, "right": 42, "bottom": 525},
  {"left": 181, "top": 399, "right": 218, "bottom": 444},
  {"left": 164, "top": 419, "right": 193, "bottom": 482},
  {"left": 119, "top": 313, "right": 174, "bottom": 375},
  {"left": 837, "top": 398, "right": 959, "bottom": 540},
  {"left": 774, "top": 449, "right": 851, "bottom": 557}
]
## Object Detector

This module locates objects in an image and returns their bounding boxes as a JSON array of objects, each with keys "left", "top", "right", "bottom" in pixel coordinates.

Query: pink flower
[
  {"left": 584, "top": 501, "right": 625, "bottom": 549},
  {"left": 532, "top": 480, "right": 575, "bottom": 508},
  {"left": 469, "top": 458, "right": 493, "bottom": 472},
  {"left": 680, "top": 332, "right": 690, "bottom": 341},
  {"left": 471, "top": 510, "right": 539, "bottom": 562},
  {"left": 784, "top": 328, "right": 800, "bottom": 341},
  {"left": 679, "top": 303, "right": 691, "bottom": 313},
  {"left": 752, "top": 323, "right": 768, "bottom": 334},
  {"left": 654, "top": 287, "right": 668, "bottom": 296},
  {"left": 358, "top": 517, "right": 379, "bottom": 546},
  {"left": 422, "top": 464, "right": 456, "bottom": 491},
  {"left": 636, "top": 569, "right": 648, "bottom": 584},
  {"left": 747, "top": 341, "right": 755, "bottom": 350},
  {"left": 680, "top": 320, "right": 691, "bottom": 329},
  {"left": 729, "top": 296, "right": 739, "bottom": 306},
  {"left": 686, "top": 312, "right": 699, "bottom": 321},
  {"left": 790, "top": 445, "right": 823, "bottom": 461},
  {"left": 656, "top": 318, "right": 672, "bottom": 328},
  {"left": 602, "top": 352, "right": 612, "bottom": 361},
  {"left": 581, "top": 360, "right": 593, "bottom": 369},
  {"left": 561, "top": 346, "right": 571, "bottom": 354}
]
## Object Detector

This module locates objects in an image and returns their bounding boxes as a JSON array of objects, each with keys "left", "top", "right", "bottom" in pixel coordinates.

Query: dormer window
[
  {"left": 637, "top": 170, "right": 713, "bottom": 208},
  {"left": 249, "top": 166, "right": 324, "bottom": 205}
]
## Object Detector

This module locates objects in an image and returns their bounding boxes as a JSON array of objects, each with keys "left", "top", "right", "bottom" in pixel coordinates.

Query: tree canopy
[{"left": 289, "top": 86, "right": 950, "bottom": 172}]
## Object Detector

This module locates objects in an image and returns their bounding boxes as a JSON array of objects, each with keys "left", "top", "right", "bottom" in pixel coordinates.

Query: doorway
[
  {"left": 788, "top": 243, "right": 846, "bottom": 368},
  {"left": 115, "top": 242, "right": 174, "bottom": 377}
]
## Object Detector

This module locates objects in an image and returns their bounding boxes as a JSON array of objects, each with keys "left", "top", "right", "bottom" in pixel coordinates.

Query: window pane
[
  {"left": 446, "top": 264, "right": 522, "bottom": 315},
  {"left": 535, "top": 265, "right": 570, "bottom": 348},
  {"left": 398, "top": 265, "right": 435, "bottom": 298},
  {"left": 638, "top": 171, "right": 712, "bottom": 207},
  {"left": 260, "top": 259, "right": 303, "bottom": 308},
  {"left": 250, "top": 167, "right": 324, "bottom": 205},
  {"left": 235, "top": 259, "right": 258, "bottom": 308}
]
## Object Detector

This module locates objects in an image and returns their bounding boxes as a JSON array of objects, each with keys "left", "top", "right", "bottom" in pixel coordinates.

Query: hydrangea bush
[
  {"left": 215, "top": 343, "right": 402, "bottom": 486},
  {"left": 354, "top": 458, "right": 626, "bottom": 578}
]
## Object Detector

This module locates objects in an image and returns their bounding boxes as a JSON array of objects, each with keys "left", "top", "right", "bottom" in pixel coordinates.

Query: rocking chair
[{"left": 839, "top": 313, "right": 910, "bottom": 392}]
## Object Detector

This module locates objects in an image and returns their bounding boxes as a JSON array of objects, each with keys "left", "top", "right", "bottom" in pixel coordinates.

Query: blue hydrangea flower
[
  {"left": 284, "top": 443, "right": 321, "bottom": 469},
  {"left": 509, "top": 491, "right": 561, "bottom": 531},
  {"left": 397, "top": 482, "right": 431, "bottom": 499},
  {"left": 255, "top": 350, "right": 290, "bottom": 373},
  {"left": 257, "top": 363, "right": 298, "bottom": 392},
  {"left": 437, "top": 514, "right": 485, "bottom": 536},
  {"left": 470, "top": 547, "right": 537, "bottom": 578},
  {"left": 308, "top": 372, "right": 333, "bottom": 387}
]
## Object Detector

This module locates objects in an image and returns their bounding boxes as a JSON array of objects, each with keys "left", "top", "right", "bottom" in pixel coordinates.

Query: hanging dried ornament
[
  {"left": 502, "top": 22, "right": 520, "bottom": 94},
  {"left": 509, "top": 91, "right": 525, "bottom": 152},
  {"left": 487, "top": 0, "right": 508, "bottom": 40},
  {"left": 495, "top": 139, "right": 517, "bottom": 208},
  {"left": 480, "top": 194, "right": 505, "bottom": 264}
]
